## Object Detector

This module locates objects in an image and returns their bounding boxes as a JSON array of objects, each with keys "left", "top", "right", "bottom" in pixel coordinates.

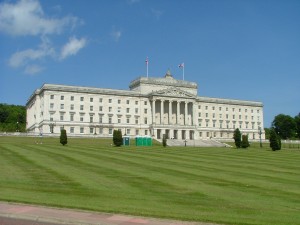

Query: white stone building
[{"left": 26, "top": 70, "right": 265, "bottom": 140}]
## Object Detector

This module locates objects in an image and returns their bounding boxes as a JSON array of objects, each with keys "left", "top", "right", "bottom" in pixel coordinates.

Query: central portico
[{"left": 130, "top": 69, "right": 198, "bottom": 140}]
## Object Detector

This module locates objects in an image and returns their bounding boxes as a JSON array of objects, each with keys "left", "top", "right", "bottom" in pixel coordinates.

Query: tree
[
  {"left": 272, "top": 114, "right": 296, "bottom": 139},
  {"left": 233, "top": 128, "right": 241, "bottom": 148},
  {"left": 241, "top": 135, "right": 250, "bottom": 148},
  {"left": 295, "top": 113, "right": 300, "bottom": 139},
  {"left": 162, "top": 134, "right": 167, "bottom": 147},
  {"left": 60, "top": 128, "right": 68, "bottom": 146},
  {"left": 113, "top": 130, "right": 123, "bottom": 147},
  {"left": 269, "top": 129, "right": 281, "bottom": 151}
]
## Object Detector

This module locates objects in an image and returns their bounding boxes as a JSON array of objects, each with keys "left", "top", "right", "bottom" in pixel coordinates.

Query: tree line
[
  {"left": 0, "top": 104, "right": 26, "bottom": 132},
  {"left": 265, "top": 113, "right": 300, "bottom": 140}
]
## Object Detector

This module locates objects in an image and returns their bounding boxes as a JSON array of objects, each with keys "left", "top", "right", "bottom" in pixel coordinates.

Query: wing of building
[{"left": 26, "top": 70, "right": 265, "bottom": 140}]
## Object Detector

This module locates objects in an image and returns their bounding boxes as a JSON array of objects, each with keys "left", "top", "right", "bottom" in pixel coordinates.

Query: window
[
  {"left": 239, "top": 108, "right": 241, "bottom": 112},
  {"left": 90, "top": 116, "right": 93, "bottom": 123},
  {"left": 61, "top": 96, "right": 64, "bottom": 100},
  {"left": 126, "top": 129, "right": 131, "bottom": 134},
  {"left": 60, "top": 114, "right": 64, "bottom": 121},
  {"left": 50, "top": 103, "right": 54, "bottom": 109},
  {"left": 198, "top": 105, "right": 201, "bottom": 109},
  {"left": 136, "top": 129, "right": 139, "bottom": 135},
  {"left": 212, "top": 106, "right": 215, "bottom": 110},
  {"left": 144, "top": 101, "right": 147, "bottom": 105},
  {"left": 126, "top": 100, "right": 130, "bottom": 104},
  {"left": 219, "top": 107, "right": 222, "bottom": 111},
  {"left": 135, "top": 101, "right": 138, "bottom": 105},
  {"left": 80, "top": 116, "right": 84, "bottom": 122},
  {"left": 135, "top": 108, "right": 138, "bottom": 114},
  {"left": 199, "top": 112, "right": 202, "bottom": 117},
  {"left": 90, "top": 128, "right": 94, "bottom": 134},
  {"left": 50, "top": 95, "right": 54, "bottom": 100},
  {"left": 127, "top": 118, "right": 130, "bottom": 124},
  {"left": 109, "top": 128, "right": 113, "bottom": 135},
  {"left": 118, "top": 99, "right": 121, "bottom": 104},
  {"left": 80, "top": 127, "right": 84, "bottom": 133},
  {"left": 206, "top": 113, "right": 208, "bottom": 117},
  {"left": 126, "top": 108, "right": 130, "bottom": 113},
  {"left": 60, "top": 104, "right": 64, "bottom": 110},
  {"left": 99, "top": 98, "right": 103, "bottom": 103},
  {"left": 99, "top": 106, "right": 103, "bottom": 111},
  {"left": 205, "top": 106, "right": 208, "bottom": 110},
  {"left": 80, "top": 97, "right": 84, "bottom": 101},
  {"left": 80, "top": 105, "right": 84, "bottom": 110},
  {"left": 99, "top": 116, "right": 103, "bottom": 123},
  {"left": 90, "top": 97, "right": 93, "bottom": 102},
  {"left": 109, "top": 107, "right": 112, "bottom": 112},
  {"left": 135, "top": 118, "right": 139, "bottom": 124},
  {"left": 213, "top": 113, "right": 215, "bottom": 118},
  {"left": 70, "top": 114, "right": 74, "bottom": 121},
  {"left": 99, "top": 127, "right": 103, "bottom": 134},
  {"left": 71, "top": 96, "right": 74, "bottom": 101},
  {"left": 233, "top": 115, "right": 235, "bottom": 119},
  {"left": 90, "top": 106, "right": 93, "bottom": 111},
  {"left": 118, "top": 107, "right": 121, "bottom": 113},
  {"left": 144, "top": 117, "right": 148, "bottom": 124},
  {"left": 199, "top": 132, "right": 202, "bottom": 137},
  {"left": 118, "top": 118, "right": 121, "bottom": 123},
  {"left": 109, "top": 99, "right": 112, "bottom": 103},
  {"left": 232, "top": 108, "right": 235, "bottom": 112},
  {"left": 70, "top": 127, "right": 74, "bottom": 134},
  {"left": 145, "top": 130, "right": 148, "bottom": 135},
  {"left": 144, "top": 109, "right": 147, "bottom": 114},
  {"left": 70, "top": 104, "right": 74, "bottom": 110},
  {"left": 108, "top": 117, "right": 112, "bottom": 124}
]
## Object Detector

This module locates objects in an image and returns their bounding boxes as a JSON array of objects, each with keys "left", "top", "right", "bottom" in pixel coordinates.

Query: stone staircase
[{"left": 166, "top": 139, "right": 230, "bottom": 147}]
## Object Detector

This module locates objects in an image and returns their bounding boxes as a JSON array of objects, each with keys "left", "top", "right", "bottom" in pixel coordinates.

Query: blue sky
[{"left": 0, "top": 0, "right": 299, "bottom": 127}]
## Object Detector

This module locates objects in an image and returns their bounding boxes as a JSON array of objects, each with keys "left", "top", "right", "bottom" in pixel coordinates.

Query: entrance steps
[{"left": 167, "top": 139, "right": 228, "bottom": 147}]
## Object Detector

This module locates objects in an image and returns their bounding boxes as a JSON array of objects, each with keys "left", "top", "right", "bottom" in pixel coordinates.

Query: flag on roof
[{"left": 178, "top": 63, "right": 184, "bottom": 68}]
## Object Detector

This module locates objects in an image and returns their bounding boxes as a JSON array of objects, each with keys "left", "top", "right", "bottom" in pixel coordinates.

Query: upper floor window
[
  {"left": 50, "top": 95, "right": 54, "bottom": 100},
  {"left": 61, "top": 96, "right": 64, "bottom": 100},
  {"left": 70, "top": 96, "right": 74, "bottom": 101},
  {"left": 80, "top": 97, "right": 84, "bottom": 101},
  {"left": 90, "top": 97, "right": 93, "bottom": 102}
]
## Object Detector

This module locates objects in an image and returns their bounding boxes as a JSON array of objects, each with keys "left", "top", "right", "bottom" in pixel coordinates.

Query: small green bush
[{"left": 60, "top": 129, "right": 68, "bottom": 146}]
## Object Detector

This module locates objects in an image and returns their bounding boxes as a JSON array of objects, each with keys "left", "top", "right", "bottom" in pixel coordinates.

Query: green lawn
[{"left": 0, "top": 136, "right": 300, "bottom": 225}]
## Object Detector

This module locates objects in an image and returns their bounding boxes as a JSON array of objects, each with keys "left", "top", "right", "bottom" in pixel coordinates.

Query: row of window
[
  {"left": 51, "top": 115, "right": 148, "bottom": 124},
  {"left": 198, "top": 105, "right": 260, "bottom": 114},
  {"left": 50, "top": 103, "right": 148, "bottom": 114},
  {"left": 199, "top": 131, "right": 258, "bottom": 139},
  {"left": 198, "top": 120, "right": 260, "bottom": 129},
  {"left": 50, "top": 95, "right": 148, "bottom": 105},
  {"left": 199, "top": 112, "right": 260, "bottom": 121},
  {"left": 66, "top": 126, "right": 149, "bottom": 136}
]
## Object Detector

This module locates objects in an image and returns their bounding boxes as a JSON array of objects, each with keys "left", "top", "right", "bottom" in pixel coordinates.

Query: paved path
[{"left": 0, "top": 202, "right": 219, "bottom": 225}]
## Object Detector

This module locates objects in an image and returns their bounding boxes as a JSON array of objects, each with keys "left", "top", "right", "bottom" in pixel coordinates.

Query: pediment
[{"left": 149, "top": 87, "right": 196, "bottom": 99}]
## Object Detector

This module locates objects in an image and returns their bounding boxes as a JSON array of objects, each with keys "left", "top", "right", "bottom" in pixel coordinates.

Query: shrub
[
  {"left": 233, "top": 128, "right": 241, "bottom": 148},
  {"left": 162, "top": 134, "right": 167, "bottom": 147},
  {"left": 269, "top": 129, "right": 281, "bottom": 151},
  {"left": 113, "top": 130, "right": 123, "bottom": 147},
  {"left": 241, "top": 135, "right": 250, "bottom": 148},
  {"left": 60, "top": 129, "right": 68, "bottom": 146}
]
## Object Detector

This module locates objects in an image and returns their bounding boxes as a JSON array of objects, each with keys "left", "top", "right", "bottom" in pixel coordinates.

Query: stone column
[
  {"left": 161, "top": 100, "right": 164, "bottom": 124},
  {"left": 177, "top": 101, "right": 180, "bottom": 125},
  {"left": 185, "top": 101, "right": 188, "bottom": 125},
  {"left": 169, "top": 100, "right": 172, "bottom": 124},
  {"left": 152, "top": 99, "right": 156, "bottom": 124}
]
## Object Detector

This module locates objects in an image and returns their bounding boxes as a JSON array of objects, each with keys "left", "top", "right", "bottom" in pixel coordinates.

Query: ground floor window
[
  {"left": 109, "top": 128, "right": 113, "bottom": 135},
  {"left": 70, "top": 127, "right": 74, "bottom": 134},
  {"left": 80, "top": 127, "right": 84, "bottom": 133}
]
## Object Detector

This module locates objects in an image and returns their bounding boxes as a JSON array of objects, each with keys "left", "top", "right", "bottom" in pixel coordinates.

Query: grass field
[{"left": 0, "top": 136, "right": 299, "bottom": 225}]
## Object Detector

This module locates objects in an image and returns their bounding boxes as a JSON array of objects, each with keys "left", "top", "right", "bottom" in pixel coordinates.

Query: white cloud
[
  {"left": 9, "top": 37, "right": 54, "bottom": 68},
  {"left": 0, "top": 0, "right": 80, "bottom": 36},
  {"left": 111, "top": 29, "right": 122, "bottom": 42},
  {"left": 24, "top": 64, "right": 44, "bottom": 75},
  {"left": 60, "top": 37, "right": 87, "bottom": 60},
  {"left": 151, "top": 8, "right": 163, "bottom": 20}
]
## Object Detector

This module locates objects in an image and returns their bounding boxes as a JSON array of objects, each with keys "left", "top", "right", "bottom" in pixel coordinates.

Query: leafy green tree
[
  {"left": 295, "top": 113, "right": 300, "bottom": 139},
  {"left": 113, "top": 130, "right": 123, "bottom": 147},
  {"left": 241, "top": 135, "right": 250, "bottom": 148},
  {"left": 233, "top": 128, "right": 241, "bottom": 148},
  {"left": 60, "top": 129, "right": 68, "bottom": 146},
  {"left": 269, "top": 129, "right": 281, "bottom": 151},
  {"left": 0, "top": 104, "right": 26, "bottom": 132},
  {"left": 162, "top": 134, "right": 167, "bottom": 147},
  {"left": 264, "top": 128, "right": 270, "bottom": 140},
  {"left": 272, "top": 114, "right": 296, "bottom": 139}
]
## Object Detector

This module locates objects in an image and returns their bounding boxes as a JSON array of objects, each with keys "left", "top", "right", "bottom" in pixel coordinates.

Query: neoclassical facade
[{"left": 26, "top": 70, "right": 265, "bottom": 140}]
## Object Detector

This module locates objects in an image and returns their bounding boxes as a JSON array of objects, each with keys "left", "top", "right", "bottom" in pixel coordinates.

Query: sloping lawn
[{"left": 0, "top": 136, "right": 299, "bottom": 225}]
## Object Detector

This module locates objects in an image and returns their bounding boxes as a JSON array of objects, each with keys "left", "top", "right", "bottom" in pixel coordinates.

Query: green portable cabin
[{"left": 123, "top": 136, "right": 130, "bottom": 146}]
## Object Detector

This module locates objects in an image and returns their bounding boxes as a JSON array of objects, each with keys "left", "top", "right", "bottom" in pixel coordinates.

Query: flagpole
[
  {"left": 146, "top": 57, "right": 149, "bottom": 78},
  {"left": 183, "top": 65, "right": 185, "bottom": 81}
]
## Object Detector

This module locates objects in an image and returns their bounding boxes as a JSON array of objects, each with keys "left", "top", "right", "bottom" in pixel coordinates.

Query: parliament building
[{"left": 26, "top": 70, "right": 265, "bottom": 141}]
